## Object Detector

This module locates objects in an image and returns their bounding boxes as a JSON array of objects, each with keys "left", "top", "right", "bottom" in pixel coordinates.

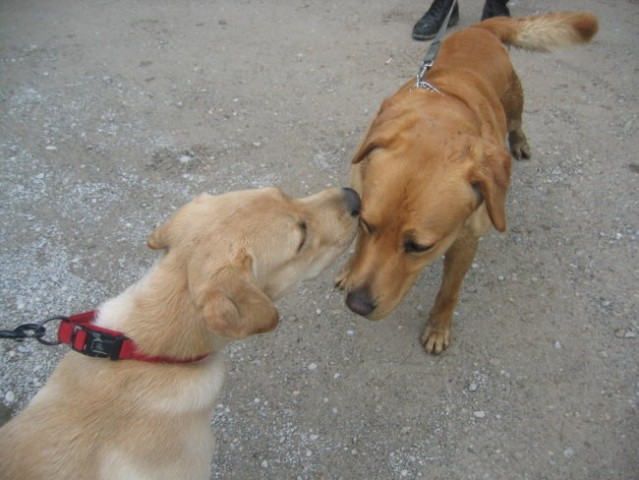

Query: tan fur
[
  {"left": 478, "top": 12, "right": 598, "bottom": 51},
  {"left": 337, "top": 12, "right": 597, "bottom": 353},
  {"left": 0, "top": 187, "right": 359, "bottom": 480}
]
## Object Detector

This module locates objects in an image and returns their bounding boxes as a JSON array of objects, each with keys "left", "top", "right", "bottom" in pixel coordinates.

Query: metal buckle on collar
[{"left": 70, "top": 324, "right": 125, "bottom": 360}]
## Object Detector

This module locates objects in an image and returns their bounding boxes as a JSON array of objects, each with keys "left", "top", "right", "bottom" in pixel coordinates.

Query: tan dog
[
  {"left": 0, "top": 187, "right": 360, "bottom": 480},
  {"left": 337, "top": 12, "right": 598, "bottom": 353}
]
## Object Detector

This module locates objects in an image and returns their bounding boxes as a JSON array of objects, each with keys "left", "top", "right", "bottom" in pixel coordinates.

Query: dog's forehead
[
  {"left": 194, "top": 188, "right": 300, "bottom": 216},
  {"left": 361, "top": 154, "right": 474, "bottom": 235},
  {"left": 211, "top": 187, "right": 286, "bottom": 206},
  {"left": 174, "top": 189, "right": 301, "bottom": 247},
  {"left": 362, "top": 153, "right": 455, "bottom": 203}
]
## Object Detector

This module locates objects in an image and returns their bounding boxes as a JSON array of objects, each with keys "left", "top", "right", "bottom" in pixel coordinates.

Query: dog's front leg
[{"left": 421, "top": 233, "right": 479, "bottom": 354}]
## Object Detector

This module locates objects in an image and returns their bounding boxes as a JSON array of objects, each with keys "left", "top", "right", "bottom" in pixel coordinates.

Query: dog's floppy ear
[
  {"left": 352, "top": 137, "right": 382, "bottom": 165},
  {"left": 147, "top": 194, "right": 211, "bottom": 250},
  {"left": 352, "top": 135, "right": 383, "bottom": 165},
  {"left": 467, "top": 141, "right": 512, "bottom": 232},
  {"left": 352, "top": 116, "right": 398, "bottom": 164},
  {"left": 147, "top": 220, "right": 171, "bottom": 250},
  {"left": 191, "top": 254, "right": 279, "bottom": 339}
]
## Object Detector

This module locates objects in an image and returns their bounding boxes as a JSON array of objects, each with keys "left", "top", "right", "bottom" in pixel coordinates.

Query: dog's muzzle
[{"left": 345, "top": 286, "right": 377, "bottom": 317}]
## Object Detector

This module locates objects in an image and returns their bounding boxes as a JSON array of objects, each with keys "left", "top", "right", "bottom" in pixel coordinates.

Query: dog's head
[
  {"left": 339, "top": 94, "right": 511, "bottom": 320},
  {"left": 148, "top": 187, "right": 360, "bottom": 339}
]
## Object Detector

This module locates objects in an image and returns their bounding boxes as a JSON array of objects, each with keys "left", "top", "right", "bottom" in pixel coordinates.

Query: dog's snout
[
  {"left": 346, "top": 287, "right": 376, "bottom": 317},
  {"left": 342, "top": 188, "right": 361, "bottom": 217}
]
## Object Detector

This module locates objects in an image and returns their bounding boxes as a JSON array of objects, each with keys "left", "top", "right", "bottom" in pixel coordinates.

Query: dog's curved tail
[{"left": 476, "top": 12, "right": 598, "bottom": 52}]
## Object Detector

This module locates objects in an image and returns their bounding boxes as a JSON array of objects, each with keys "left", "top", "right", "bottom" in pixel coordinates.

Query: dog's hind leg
[
  {"left": 503, "top": 71, "right": 531, "bottom": 160},
  {"left": 421, "top": 232, "right": 479, "bottom": 354}
]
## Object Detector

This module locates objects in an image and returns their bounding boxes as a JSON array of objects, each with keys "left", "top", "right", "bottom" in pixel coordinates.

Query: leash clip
[
  {"left": 415, "top": 62, "right": 441, "bottom": 93},
  {"left": 0, "top": 323, "right": 44, "bottom": 341},
  {"left": 415, "top": 60, "right": 433, "bottom": 87},
  {"left": 0, "top": 316, "right": 62, "bottom": 345},
  {"left": 414, "top": 0, "right": 456, "bottom": 93}
]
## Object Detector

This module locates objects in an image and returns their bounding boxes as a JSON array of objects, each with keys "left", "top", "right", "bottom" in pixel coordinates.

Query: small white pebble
[
  {"left": 473, "top": 410, "right": 486, "bottom": 419},
  {"left": 554, "top": 340, "right": 563, "bottom": 349},
  {"left": 261, "top": 460, "right": 269, "bottom": 468},
  {"left": 469, "top": 382, "right": 478, "bottom": 392},
  {"left": 5, "top": 391, "right": 15, "bottom": 403},
  {"left": 308, "top": 362, "right": 318, "bottom": 371}
]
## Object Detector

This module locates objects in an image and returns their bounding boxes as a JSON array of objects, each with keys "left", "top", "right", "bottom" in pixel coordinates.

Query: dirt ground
[{"left": 1, "top": 0, "right": 637, "bottom": 478}]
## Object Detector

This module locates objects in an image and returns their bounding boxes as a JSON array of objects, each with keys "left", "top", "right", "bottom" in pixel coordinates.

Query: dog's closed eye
[
  {"left": 296, "top": 221, "right": 308, "bottom": 252},
  {"left": 403, "top": 239, "right": 434, "bottom": 254}
]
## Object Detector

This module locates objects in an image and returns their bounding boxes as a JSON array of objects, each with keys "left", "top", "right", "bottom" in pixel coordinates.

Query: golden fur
[
  {"left": 0, "top": 187, "right": 359, "bottom": 480},
  {"left": 337, "top": 12, "right": 598, "bottom": 353}
]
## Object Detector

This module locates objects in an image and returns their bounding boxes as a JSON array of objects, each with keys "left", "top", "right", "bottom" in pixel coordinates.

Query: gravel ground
[{"left": 1, "top": 0, "right": 637, "bottom": 479}]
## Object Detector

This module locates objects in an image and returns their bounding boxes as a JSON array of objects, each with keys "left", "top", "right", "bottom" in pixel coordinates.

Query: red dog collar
[{"left": 57, "top": 311, "right": 209, "bottom": 364}]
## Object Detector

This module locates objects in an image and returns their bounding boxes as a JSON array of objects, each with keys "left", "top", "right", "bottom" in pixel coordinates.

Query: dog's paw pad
[{"left": 421, "top": 327, "right": 450, "bottom": 355}]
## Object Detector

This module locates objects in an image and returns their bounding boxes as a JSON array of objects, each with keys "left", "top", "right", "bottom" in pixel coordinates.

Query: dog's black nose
[
  {"left": 346, "top": 288, "right": 376, "bottom": 317},
  {"left": 342, "top": 188, "right": 361, "bottom": 217}
]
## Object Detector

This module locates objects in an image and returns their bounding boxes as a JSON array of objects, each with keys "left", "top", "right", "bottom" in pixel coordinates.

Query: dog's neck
[{"left": 95, "top": 260, "right": 223, "bottom": 361}]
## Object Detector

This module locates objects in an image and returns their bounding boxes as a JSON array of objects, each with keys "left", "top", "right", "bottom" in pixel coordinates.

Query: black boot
[
  {"left": 412, "top": 0, "right": 459, "bottom": 41},
  {"left": 481, "top": 0, "right": 510, "bottom": 20}
]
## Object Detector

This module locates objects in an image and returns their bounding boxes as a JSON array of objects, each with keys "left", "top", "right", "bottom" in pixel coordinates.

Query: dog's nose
[
  {"left": 342, "top": 188, "right": 361, "bottom": 217},
  {"left": 346, "top": 288, "right": 376, "bottom": 317}
]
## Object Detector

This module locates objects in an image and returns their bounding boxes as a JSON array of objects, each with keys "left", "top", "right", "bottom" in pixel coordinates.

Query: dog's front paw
[
  {"left": 334, "top": 271, "right": 347, "bottom": 290},
  {"left": 421, "top": 325, "right": 450, "bottom": 355},
  {"left": 334, "top": 262, "right": 352, "bottom": 290}
]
